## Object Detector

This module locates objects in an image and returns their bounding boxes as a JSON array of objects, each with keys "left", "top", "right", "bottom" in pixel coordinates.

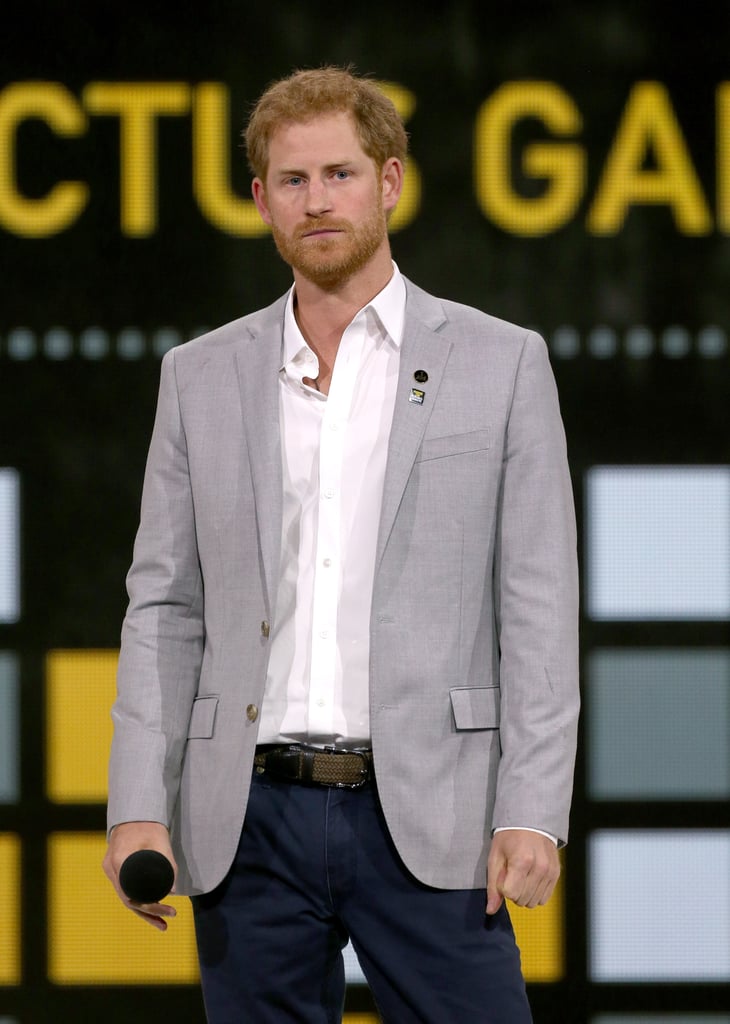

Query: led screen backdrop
[{"left": 1, "top": 2, "right": 729, "bottom": 1021}]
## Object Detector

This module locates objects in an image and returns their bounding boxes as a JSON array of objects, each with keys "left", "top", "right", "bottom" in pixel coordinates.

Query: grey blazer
[{"left": 108, "top": 278, "right": 580, "bottom": 895}]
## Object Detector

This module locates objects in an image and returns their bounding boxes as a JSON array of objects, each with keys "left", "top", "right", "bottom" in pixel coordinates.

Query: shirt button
[
  {"left": 246, "top": 704, "right": 259, "bottom": 722},
  {"left": 319, "top": 629, "right": 329, "bottom": 639},
  {"left": 260, "top": 620, "right": 270, "bottom": 638},
  {"left": 316, "top": 699, "right": 325, "bottom": 707},
  {"left": 323, "top": 488, "right": 335, "bottom": 499},
  {"left": 323, "top": 558, "right": 332, "bottom": 567}
]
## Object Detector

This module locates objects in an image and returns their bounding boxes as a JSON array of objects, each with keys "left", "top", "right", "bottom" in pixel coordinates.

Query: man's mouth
[
  {"left": 298, "top": 220, "right": 348, "bottom": 240},
  {"left": 302, "top": 228, "right": 343, "bottom": 238}
]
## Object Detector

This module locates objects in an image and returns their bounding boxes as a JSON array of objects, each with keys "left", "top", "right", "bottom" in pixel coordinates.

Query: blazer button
[
  {"left": 260, "top": 620, "right": 270, "bottom": 638},
  {"left": 246, "top": 704, "right": 259, "bottom": 722}
]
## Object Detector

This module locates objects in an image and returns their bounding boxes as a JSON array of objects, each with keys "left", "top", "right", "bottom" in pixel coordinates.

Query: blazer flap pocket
[
  {"left": 417, "top": 428, "right": 490, "bottom": 463},
  {"left": 187, "top": 695, "right": 219, "bottom": 739},
  {"left": 450, "top": 686, "right": 500, "bottom": 730}
]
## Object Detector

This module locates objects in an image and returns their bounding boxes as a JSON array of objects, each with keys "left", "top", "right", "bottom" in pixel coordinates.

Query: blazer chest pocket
[
  {"left": 450, "top": 686, "right": 500, "bottom": 730},
  {"left": 417, "top": 428, "right": 490, "bottom": 463},
  {"left": 187, "top": 695, "right": 219, "bottom": 738}
]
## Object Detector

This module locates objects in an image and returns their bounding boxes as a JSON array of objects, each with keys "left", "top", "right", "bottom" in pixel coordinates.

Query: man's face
[{"left": 252, "top": 112, "right": 401, "bottom": 288}]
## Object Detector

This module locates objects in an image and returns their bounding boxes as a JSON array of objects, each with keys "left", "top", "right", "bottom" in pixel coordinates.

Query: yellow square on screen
[
  {"left": 0, "top": 833, "right": 20, "bottom": 984},
  {"left": 46, "top": 649, "right": 117, "bottom": 803},
  {"left": 48, "top": 832, "right": 198, "bottom": 984},
  {"left": 510, "top": 869, "right": 564, "bottom": 982}
]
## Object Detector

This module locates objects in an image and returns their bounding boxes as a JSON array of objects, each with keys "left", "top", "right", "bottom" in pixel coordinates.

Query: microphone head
[{"left": 119, "top": 849, "right": 174, "bottom": 903}]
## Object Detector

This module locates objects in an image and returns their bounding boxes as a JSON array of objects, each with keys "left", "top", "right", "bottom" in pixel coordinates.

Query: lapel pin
[
  {"left": 414, "top": 369, "right": 428, "bottom": 383},
  {"left": 409, "top": 388, "right": 426, "bottom": 405}
]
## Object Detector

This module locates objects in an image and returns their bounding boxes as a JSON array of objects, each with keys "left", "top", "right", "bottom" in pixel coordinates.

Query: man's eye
[
  {"left": 334, "top": 170, "right": 350, "bottom": 180},
  {"left": 288, "top": 176, "right": 303, "bottom": 186}
]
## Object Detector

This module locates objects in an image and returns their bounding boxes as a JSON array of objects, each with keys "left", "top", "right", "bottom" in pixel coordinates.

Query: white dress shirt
[{"left": 258, "top": 264, "right": 405, "bottom": 747}]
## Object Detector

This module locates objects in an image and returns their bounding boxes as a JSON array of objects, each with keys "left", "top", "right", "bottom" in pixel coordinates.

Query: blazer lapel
[
  {"left": 235, "top": 299, "right": 286, "bottom": 615},
  {"left": 375, "top": 282, "right": 452, "bottom": 570}
]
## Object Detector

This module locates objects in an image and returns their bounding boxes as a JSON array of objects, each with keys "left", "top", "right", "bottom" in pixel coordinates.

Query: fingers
[
  {"left": 103, "top": 821, "right": 178, "bottom": 929},
  {"left": 486, "top": 885, "right": 504, "bottom": 916},
  {"left": 486, "top": 830, "right": 560, "bottom": 914},
  {"left": 502, "top": 852, "right": 558, "bottom": 907},
  {"left": 486, "top": 849, "right": 506, "bottom": 916},
  {"left": 128, "top": 900, "right": 177, "bottom": 932}
]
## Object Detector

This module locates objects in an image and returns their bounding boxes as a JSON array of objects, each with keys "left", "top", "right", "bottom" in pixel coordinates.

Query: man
[{"left": 104, "top": 66, "right": 579, "bottom": 1023}]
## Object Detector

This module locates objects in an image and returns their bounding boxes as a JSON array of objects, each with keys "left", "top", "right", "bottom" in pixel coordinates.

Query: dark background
[{"left": 1, "top": 1, "right": 729, "bottom": 1020}]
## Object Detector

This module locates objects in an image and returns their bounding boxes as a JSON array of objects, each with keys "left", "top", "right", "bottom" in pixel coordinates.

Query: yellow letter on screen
[
  {"left": 588, "top": 81, "right": 712, "bottom": 234},
  {"left": 0, "top": 82, "right": 88, "bottom": 237},
  {"left": 376, "top": 81, "right": 421, "bottom": 233},
  {"left": 83, "top": 82, "right": 190, "bottom": 236},
  {"left": 717, "top": 82, "right": 730, "bottom": 233},
  {"left": 193, "top": 82, "right": 270, "bottom": 237},
  {"left": 474, "top": 81, "right": 584, "bottom": 236}
]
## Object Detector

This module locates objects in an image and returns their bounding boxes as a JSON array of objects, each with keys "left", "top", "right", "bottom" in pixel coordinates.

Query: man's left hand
[{"left": 486, "top": 829, "right": 560, "bottom": 915}]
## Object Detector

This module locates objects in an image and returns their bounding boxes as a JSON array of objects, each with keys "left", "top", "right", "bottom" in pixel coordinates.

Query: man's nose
[{"left": 305, "top": 179, "right": 333, "bottom": 216}]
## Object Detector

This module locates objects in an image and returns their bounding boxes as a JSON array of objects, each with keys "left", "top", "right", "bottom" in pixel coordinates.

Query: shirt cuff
[{"left": 493, "top": 826, "right": 558, "bottom": 846}]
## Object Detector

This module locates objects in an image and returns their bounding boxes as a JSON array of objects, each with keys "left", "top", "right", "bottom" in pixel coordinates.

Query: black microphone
[{"left": 119, "top": 849, "right": 174, "bottom": 903}]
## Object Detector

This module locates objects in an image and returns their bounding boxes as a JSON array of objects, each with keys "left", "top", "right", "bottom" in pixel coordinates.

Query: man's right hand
[{"left": 103, "top": 821, "right": 178, "bottom": 931}]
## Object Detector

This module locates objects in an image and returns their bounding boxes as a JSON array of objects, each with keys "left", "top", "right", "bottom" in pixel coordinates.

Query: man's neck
[
  {"left": 292, "top": 248, "right": 394, "bottom": 391},
  {"left": 293, "top": 250, "right": 393, "bottom": 343}
]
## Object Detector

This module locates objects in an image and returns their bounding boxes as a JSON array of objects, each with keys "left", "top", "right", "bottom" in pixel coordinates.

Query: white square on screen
[
  {"left": 343, "top": 939, "right": 366, "bottom": 984},
  {"left": 0, "top": 469, "right": 20, "bottom": 624},
  {"left": 589, "top": 830, "right": 730, "bottom": 981},
  {"left": 586, "top": 466, "right": 730, "bottom": 619}
]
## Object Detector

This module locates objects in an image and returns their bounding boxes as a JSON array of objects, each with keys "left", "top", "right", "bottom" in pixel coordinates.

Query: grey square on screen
[
  {"left": 588, "top": 649, "right": 730, "bottom": 800},
  {"left": 0, "top": 652, "right": 20, "bottom": 803}
]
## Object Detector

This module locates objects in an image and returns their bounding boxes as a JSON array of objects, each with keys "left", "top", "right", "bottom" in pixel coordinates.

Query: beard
[{"left": 270, "top": 202, "right": 388, "bottom": 289}]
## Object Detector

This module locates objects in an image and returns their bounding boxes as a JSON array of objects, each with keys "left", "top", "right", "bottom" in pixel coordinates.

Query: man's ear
[
  {"left": 381, "top": 157, "right": 404, "bottom": 215},
  {"left": 251, "top": 177, "right": 272, "bottom": 225}
]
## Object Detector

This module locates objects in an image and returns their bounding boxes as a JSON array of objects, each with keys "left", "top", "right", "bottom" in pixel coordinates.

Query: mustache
[{"left": 294, "top": 218, "right": 351, "bottom": 240}]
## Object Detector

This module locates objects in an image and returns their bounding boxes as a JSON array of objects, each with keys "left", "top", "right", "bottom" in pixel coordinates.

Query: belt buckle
[
  {"left": 324, "top": 746, "right": 371, "bottom": 789},
  {"left": 263, "top": 746, "right": 303, "bottom": 783}
]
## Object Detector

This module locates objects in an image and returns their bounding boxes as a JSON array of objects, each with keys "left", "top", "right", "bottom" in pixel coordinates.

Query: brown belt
[{"left": 254, "top": 745, "right": 373, "bottom": 789}]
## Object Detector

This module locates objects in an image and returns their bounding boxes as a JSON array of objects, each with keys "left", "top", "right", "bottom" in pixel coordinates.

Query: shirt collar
[{"left": 281, "top": 262, "right": 406, "bottom": 371}]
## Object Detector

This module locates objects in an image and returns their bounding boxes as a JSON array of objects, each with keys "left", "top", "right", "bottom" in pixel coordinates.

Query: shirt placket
[{"left": 307, "top": 317, "right": 366, "bottom": 737}]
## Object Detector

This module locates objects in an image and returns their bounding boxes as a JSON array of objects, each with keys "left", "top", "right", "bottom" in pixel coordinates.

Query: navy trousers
[{"left": 192, "top": 770, "right": 532, "bottom": 1023}]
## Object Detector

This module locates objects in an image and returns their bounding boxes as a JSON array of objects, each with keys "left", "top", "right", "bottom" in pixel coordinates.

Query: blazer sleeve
[
  {"left": 490, "top": 330, "right": 580, "bottom": 845},
  {"left": 107, "top": 347, "right": 205, "bottom": 834}
]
